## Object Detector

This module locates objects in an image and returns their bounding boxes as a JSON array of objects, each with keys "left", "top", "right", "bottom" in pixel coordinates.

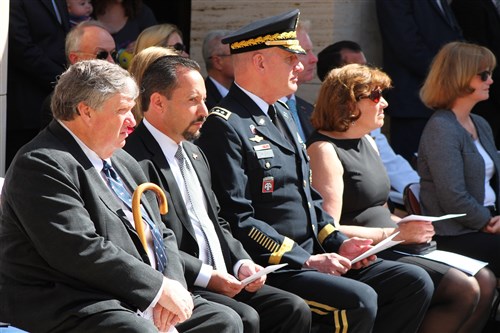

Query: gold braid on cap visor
[{"left": 230, "top": 31, "right": 297, "bottom": 50}]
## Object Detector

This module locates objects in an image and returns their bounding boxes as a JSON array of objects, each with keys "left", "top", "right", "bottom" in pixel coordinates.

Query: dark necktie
[
  {"left": 268, "top": 104, "right": 292, "bottom": 143},
  {"left": 102, "top": 160, "right": 167, "bottom": 272},
  {"left": 174, "top": 145, "right": 227, "bottom": 271}
]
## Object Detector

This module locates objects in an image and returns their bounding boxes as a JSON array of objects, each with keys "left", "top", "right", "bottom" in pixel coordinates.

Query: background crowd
[{"left": 2, "top": 0, "right": 500, "bottom": 332}]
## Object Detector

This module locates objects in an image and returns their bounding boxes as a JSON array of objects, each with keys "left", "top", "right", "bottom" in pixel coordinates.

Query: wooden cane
[{"left": 132, "top": 183, "right": 168, "bottom": 253}]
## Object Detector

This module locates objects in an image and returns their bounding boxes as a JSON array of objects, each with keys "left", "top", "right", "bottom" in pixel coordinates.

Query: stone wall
[{"left": 191, "top": 0, "right": 382, "bottom": 104}]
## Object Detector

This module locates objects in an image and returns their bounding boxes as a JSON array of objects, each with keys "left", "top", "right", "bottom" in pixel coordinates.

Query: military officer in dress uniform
[{"left": 196, "top": 9, "right": 434, "bottom": 333}]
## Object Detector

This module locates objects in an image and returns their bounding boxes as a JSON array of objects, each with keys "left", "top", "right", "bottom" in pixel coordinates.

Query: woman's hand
[
  {"left": 482, "top": 216, "right": 500, "bottom": 234},
  {"left": 395, "top": 221, "right": 434, "bottom": 244}
]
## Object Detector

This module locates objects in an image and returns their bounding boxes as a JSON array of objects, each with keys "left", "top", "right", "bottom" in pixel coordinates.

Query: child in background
[{"left": 67, "top": 0, "right": 93, "bottom": 27}]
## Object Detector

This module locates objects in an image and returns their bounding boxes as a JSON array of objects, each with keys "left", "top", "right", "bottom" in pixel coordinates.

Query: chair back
[{"left": 403, "top": 182, "right": 421, "bottom": 215}]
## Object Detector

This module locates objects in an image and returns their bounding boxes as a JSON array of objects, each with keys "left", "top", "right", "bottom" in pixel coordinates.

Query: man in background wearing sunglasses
[{"left": 40, "top": 20, "right": 117, "bottom": 129}]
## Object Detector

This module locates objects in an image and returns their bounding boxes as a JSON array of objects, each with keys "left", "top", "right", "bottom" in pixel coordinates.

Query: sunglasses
[
  {"left": 97, "top": 50, "right": 118, "bottom": 61},
  {"left": 357, "top": 89, "right": 383, "bottom": 103},
  {"left": 168, "top": 42, "right": 187, "bottom": 54},
  {"left": 75, "top": 50, "right": 118, "bottom": 62},
  {"left": 478, "top": 70, "right": 492, "bottom": 82}
]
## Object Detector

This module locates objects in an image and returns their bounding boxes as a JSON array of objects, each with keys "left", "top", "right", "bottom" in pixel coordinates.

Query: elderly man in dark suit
[
  {"left": 0, "top": 60, "right": 242, "bottom": 333},
  {"left": 375, "top": 0, "right": 463, "bottom": 162},
  {"left": 196, "top": 9, "right": 434, "bottom": 333},
  {"left": 124, "top": 55, "right": 311, "bottom": 333}
]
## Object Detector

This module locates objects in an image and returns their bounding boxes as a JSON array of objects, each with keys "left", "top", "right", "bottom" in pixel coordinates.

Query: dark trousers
[
  {"left": 194, "top": 284, "right": 311, "bottom": 333},
  {"left": 268, "top": 259, "right": 433, "bottom": 333},
  {"left": 52, "top": 295, "right": 242, "bottom": 333}
]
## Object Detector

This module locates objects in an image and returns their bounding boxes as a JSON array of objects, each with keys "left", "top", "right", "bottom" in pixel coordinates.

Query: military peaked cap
[{"left": 222, "top": 9, "right": 306, "bottom": 55}]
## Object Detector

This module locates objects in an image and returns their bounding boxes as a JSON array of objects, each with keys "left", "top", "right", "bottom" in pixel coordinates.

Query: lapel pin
[
  {"left": 192, "top": 153, "right": 198, "bottom": 160},
  {"left": 258, "top": 118, "right": 266, "bottom": 125},
  {"left": 249, "top": 124, "right": 257, "bottom": 134}
]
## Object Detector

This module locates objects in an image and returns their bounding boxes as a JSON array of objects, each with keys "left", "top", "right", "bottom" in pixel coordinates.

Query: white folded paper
[
  {"left": 240, "top": 263, "right": 288, "bottom": 286},
  {"left": 351, "top": 232, "right": 403, "bottom": 264},
  {"left": 418, "top": 250, "right": 488, "bottom": 276},
  {"left": 397, "top": 213, "right": 466, "bottom": 224}
]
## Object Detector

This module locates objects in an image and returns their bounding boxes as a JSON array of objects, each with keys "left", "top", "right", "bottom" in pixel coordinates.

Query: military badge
[{"left": 262, "top": 176, "right": 274, "bottom": 193}]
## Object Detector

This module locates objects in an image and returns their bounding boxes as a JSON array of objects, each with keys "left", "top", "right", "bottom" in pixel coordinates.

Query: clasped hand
[{"left": 154, "top": 277, "right": 194, "bottom": 332}]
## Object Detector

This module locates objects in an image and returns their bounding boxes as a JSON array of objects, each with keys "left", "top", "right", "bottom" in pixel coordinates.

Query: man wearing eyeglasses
[
  {"left": 202, "top": 30, "right": 234, "bottom": 110},
  {"left": 40, "top": 20, "right": 117, "bottom": 128}
]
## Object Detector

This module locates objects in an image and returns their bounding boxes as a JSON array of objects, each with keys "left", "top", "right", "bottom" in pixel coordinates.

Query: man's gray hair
[
  {"left": 51, "top": 60, "right": 138, "bottom": 121},
  {"left": 202, "top": 29, "right": 232, "bottom": 71},
  {"left": 65, "top": 20, "right": 109, "bottom": 62}
]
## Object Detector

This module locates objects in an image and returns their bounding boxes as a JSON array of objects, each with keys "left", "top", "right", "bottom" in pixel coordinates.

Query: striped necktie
[
  {"left": 175, "top": 145, "right": 227, "bottom": 271},
  {"left": 102, "top": 160, "right": 167, "bottom": 272}
]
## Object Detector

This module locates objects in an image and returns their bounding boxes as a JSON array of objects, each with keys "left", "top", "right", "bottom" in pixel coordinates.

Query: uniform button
[
  {"left": 265, "top": 162, "right": 271, "bottom": 169},
  {"left": 308, "top": 202, "right": 311, "bottom": 208},
  {"left": 307, "top": 155, "right": 310, "bottom": 161}
]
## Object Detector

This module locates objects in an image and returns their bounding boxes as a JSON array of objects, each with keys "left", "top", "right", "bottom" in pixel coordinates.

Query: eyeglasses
[
  {"left": 357, "top": 89, "right": 383, "bottom": 103},
  {"left": 477, "top": 70, "right": 493, "bottom": 82},
  {"left": 75, "top": 50, "right": 118, "bottom": 62},
  {"left": 167, "top": 42, "right": 187, "bottom": 54}
]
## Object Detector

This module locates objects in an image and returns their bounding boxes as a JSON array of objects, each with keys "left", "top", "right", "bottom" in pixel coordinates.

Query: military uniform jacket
[
  {"left": 0, "top": 121, "right": 186, "bottom": 332},
  {"left": 125, "top": 123, "right": 252, "bottom": 287},
  {"left": 197, "top": 84, "right": 348, "bottom": 269}
]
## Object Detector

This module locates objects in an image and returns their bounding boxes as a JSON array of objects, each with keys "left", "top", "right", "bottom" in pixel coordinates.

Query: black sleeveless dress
[
  {"left": 308, "top": 131, "right": 394, "bottom": 228},
  {"left": 307, "top": 131, "right": 448, "bottom": 283}
]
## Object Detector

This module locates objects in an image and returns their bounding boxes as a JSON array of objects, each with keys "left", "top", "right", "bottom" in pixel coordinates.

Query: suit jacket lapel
[
  {"left": 47, "top": 121, "right": 144, "bottom": 246},
  {"left": 205, "top": 77, "right": 223, "bottom": 109},
  {"left": 230, "top": 85, "right": 294, "bottom": 153},
  {"left": 40, "top": 0, "right": 70, "bottom": 31},
  {"left": 135, "top": 124, "right": 197, "bottom": 239}
]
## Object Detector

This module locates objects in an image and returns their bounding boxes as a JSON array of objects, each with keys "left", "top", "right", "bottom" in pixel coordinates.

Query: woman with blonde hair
[
  {"left": 307, "top": 63, "right": 497, "bottom": 332},
  {"left": 128, "top": 46, "right": 177, "bottom": 122},
  {"left": 418, "top": 42, "right": 500, "bottom": 277},
  {"left": 133, "top": 23, "right": 189, "bottom": 57}
]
